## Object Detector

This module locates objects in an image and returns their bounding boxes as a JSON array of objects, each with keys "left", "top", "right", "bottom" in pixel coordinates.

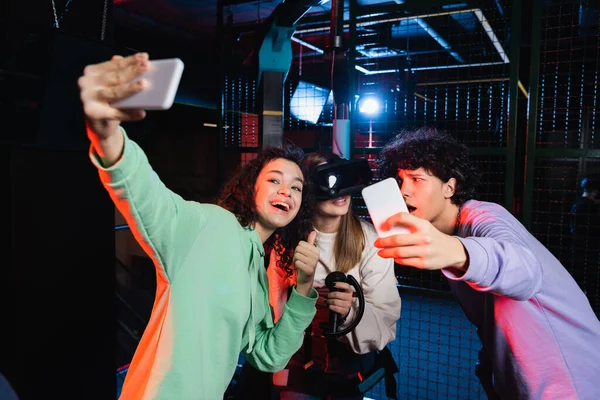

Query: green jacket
[{"left": 91, "top": 130, "right": 317, "bottom": 399}]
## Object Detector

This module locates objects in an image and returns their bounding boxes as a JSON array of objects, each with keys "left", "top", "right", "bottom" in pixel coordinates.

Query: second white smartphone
[
  {"left": 112, "top": 58, "right": 184, "bottom": 110},
  {"left": 361, "top": 177, "right": 410, "bottom": 237}
]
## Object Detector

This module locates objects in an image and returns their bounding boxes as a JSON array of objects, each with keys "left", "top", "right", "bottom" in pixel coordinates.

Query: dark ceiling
[
  {"left": 2, "top": 0, "right": 529, "bottom": 114},
  {"left": 3, "top": 0, "right": 512, "bottom": 59}
]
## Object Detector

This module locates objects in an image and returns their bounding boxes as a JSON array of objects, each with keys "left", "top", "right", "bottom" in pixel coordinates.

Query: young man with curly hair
[
  {"left": 375, "top": 127, "right": 600, "bottom": 399},
  {"left": 78, "top": 52, "right": 320, "bottom": 399}
]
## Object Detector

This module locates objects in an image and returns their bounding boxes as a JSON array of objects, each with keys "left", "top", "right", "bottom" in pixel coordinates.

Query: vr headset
[{"left": 311, "top": 159, "right": 373, "bottom": 200}]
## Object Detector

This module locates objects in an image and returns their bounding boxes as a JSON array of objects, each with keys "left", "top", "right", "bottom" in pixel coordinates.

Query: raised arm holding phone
[{"left": 79, "top": 52, "right": 321, "bottom": 400}]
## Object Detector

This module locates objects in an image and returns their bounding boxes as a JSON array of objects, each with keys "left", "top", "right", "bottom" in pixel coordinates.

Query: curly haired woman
[{"left": 78, "top": 52, "right": 320, "bottom": 399}]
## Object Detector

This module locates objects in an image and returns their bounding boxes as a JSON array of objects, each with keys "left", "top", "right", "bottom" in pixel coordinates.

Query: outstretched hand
[
  {"left": 294, "top": 231, "right": 319, "bottom": 297},
  {"left": 78, "top": 52, "right": 151, "bottom": 165},
  {"left": 79, "top": 53, "right": 151, "bottom": 135},
  {"left": 374, "top": 212, "right": 467, "bottom": 271}
]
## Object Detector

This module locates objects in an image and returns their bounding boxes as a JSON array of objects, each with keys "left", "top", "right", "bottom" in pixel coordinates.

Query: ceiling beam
[{"left": 297, "top": 0, "right": 473, "bottom": 28}]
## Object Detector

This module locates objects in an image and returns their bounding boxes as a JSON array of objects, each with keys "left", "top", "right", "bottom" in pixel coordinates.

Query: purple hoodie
[{"left": 442, "top": 200, "right": 600, "bottom": 399}]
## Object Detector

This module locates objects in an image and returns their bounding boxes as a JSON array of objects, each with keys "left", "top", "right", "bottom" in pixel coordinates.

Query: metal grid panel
[
  {"left": 223, "top": 74, "right": 259, "bottom": 149},
  {"left": 229, "top": 293, "right": 486, "bottom": 400},
  {"left": 536, "top": 0, "right": 600, "bottom": 148},
  {"left": 528, "top": 0, "right": 600, "bottom": 312},
  {"left": 284, "top": 2, "right": 513, "bottom": 151},
  {"left": 471, "top": 154, "right": 506, "bottom": 206},
  {"left": 531, "top": 158, "right": 579, "bottom": 256},
  {"left": 278, "top": 4, "right": 513, "bottom": 399},
  {"left": 532, "top": 157, "right": 600, "bottom": 311},
  {"left": 283, "top": 74, "right": 335, "bottom": 149},
  {"left": 222, "top": 73, "right": 261, "bottom": 171},
  {"left": 221, "top": 3, "right": 517, "bottom": 399},
  {"left": 351, "top": 1, "right": 511, "bottom": 150},
  {"left": 351, "top": 79, "right": 510, "bottom": 150},
  {"left": 364, "top": 293, "right": 485, "bottom": 400}
]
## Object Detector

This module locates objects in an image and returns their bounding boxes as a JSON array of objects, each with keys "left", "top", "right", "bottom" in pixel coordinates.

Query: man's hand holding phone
[
  {"left": 373, "top": 213, "right": 467, "bottom": 271},
  {"left": 362, "top": 178, "right": 467, "bottom": 271},
  {"left": 361, "top": 178, "right": 410, "bottom": 238}
]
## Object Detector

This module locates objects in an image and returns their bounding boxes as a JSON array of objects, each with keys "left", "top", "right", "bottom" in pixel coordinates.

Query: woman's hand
[
  {"left": 326, "top": 281, "right": 354, "bottom": 318},
  {"left": 294, "top": 231, "right": 319, "bottom": 296}
]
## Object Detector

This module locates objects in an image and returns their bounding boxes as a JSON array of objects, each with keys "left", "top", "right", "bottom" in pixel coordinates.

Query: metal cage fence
[
  {"left": 279, "top": 2, "right": 513, "bottom": 399},
  {"left": 214, "top": 1, "right": 600, "bottom": 399},
  {"left": 526, "top": 0, "right": 600, "bottom": 313}
]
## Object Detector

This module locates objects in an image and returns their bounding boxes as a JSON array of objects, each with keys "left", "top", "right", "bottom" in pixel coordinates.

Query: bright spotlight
[{"left": 358, "top": 96, "right": 381, "bottom": 115}]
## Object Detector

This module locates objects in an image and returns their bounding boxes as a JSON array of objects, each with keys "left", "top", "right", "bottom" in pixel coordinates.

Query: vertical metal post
[
  {"left": 329, "top": 0, "right": 351, "bottom": 159},
  {"left": 258, "top": 71, "right": 285, "bottom": 149},
  {"left": 348, "top": 0, "right": 358, "bottom": 160},
  {"left": 216, "top": 0, "right": 225, "bottom": 186},
  {"left": 329, "top": 0, "right": 345, "bottom": 49},
  {"left": 505, "top": 0, "right": 522, "bottom": 214},
  {"left": 523, "top": 0, "right": 543, "bottom": 230},
  {"left": 256, "top": 20, "right": 295, "bottom": 149}
]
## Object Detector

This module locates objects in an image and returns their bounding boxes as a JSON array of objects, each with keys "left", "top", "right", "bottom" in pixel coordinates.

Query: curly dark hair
[
  {"left": 377, "top": 127, "right": 479, "bottom": 206},
  {"left": 217, "top": 145, "right": 315, "bottom": 275}
]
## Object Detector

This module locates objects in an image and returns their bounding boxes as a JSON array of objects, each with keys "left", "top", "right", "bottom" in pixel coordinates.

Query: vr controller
[{"left": 312, "top": 159, "right": 373, "bottom": 200}]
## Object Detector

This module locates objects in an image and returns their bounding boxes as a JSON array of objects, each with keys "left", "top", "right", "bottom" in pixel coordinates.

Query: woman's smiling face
[{"left": 253, "top": 158, "right": 304, "bottom": 241}]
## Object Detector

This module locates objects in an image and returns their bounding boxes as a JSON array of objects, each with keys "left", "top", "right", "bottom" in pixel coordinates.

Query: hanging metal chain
[
  {"left": 100, "top": 0, "right": 108, "bottom": 41},
  {"left": 51, "top": 0, "right": 59, "bottom": 28},
  {"left": 299, "top": 38, "right": 303, "bottom": 77}
]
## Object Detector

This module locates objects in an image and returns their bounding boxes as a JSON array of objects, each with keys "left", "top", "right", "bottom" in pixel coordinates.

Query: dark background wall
[{"left": 0, "top": 2, "right": 221, "bottom": 398}]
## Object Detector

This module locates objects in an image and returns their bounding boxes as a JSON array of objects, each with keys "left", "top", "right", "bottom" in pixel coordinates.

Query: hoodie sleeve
[
  {"left": 245, "top": 286, "right": 317, "bottom": 372},
  {"left": 442, "top": 203, "right": 543, "bottom": 301},
  {"left": 89, "top": 128, "right": 206, "bottom": 280}
]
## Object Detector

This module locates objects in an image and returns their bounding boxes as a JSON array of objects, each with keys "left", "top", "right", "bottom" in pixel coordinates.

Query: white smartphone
[
  {"left": 112, "top": 58, "right": 185, "bottom": 110},
  {"left": 361, "top": 177, "right": 410, "bottom": 237}
]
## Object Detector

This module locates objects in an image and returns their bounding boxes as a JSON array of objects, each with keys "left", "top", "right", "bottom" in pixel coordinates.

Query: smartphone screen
[{"left": 361, "top": 178, "right": 410, "bottom": 237}]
